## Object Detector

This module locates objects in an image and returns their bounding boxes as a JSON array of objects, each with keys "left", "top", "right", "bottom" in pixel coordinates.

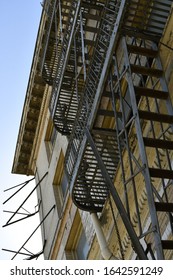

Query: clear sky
[{"left": 0, "top": 0, "right": 43, "bottom": 260}]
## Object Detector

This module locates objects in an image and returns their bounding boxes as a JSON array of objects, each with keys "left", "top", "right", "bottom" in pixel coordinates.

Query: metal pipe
[{"left": 90, "top": 212, "right": 118, "bottom": 260}]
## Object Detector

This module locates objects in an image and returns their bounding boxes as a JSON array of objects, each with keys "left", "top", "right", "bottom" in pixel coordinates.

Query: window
[
  {"left": 45, "top": 117, "right": 57, "bottom": 162},
  {"left": 76, "top": 229, "right": 89, "bottom": 260},
  {"left": 65, "top": 211, "right": 89, "bottom": 260},
  {"left": 53, "top": 150, "right": 68, "bottom": 215},
  {"left": 61, "top": 172, "right": 68, "bottom": 198}
]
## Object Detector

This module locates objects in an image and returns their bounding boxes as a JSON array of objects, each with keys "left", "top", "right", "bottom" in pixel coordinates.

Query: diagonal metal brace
[
  {"left": 11, "top": 205, "right": 55, "bottom": 260},
  {"left": 85, "top": 127, "right": 147, "bottom": 260},
  {"left": 3, "top": 172, "right": 48, "bottom": 227}
]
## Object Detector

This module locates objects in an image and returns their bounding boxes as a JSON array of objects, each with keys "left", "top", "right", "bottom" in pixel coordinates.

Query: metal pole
[
  {"left": 3, "top": 177, "right": 34, "bottom": 192},
  {"left": 2, "top": 248, "right": 32, "bottom": 257},
  {"left": 2, "top": 210, "right": 39, "bottom": 228},
  {"left": 3, "top": 178, "right": 35, "bottom": 205},
  {"left": 11, "top": 205, "right": 55, "bottom": 260}
]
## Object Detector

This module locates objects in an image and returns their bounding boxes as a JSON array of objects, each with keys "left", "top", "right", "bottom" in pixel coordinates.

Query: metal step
[
  {"left": 97, "top": 109, "right": 114, "bottom": 117},
  {"left": 97, "top": 109, "right": 122, "bottom": 118},
  {"left": 149, "top": 168, "right": 173, "bottom": 179},
  {"left": 131, "top": 65, "right": 163, "bottom": 77},
  {"left": 92, "top": 128, "right": 116, "bottom": 136},
  {"left": 155, "top": 202, "right": 173, "bottom": 212},
  {"left": 115, "top": 5, "right": 173, "bottom": 258},
  {"left": 127, "top": 45, "right": 158, "bottom": 57},
  {"left": 135, "top": 86, "right": 169, "bottom": 100},
  {"left": 143, "top": 137, "right": 173, "bottom": 150},
  {"left": 123, "top": 28, "right": 161, "bottom": 42},
  {"left": 162, "top": 240, "right": 173, "bottom": 250},
  {"left": 138, "top": 110, "right": 173, "bottom": 123}
]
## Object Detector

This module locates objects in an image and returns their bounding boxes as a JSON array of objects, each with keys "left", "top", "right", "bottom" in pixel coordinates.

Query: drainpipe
[{"left": 90, "top": 212, "right": 118, "bottom": 260}]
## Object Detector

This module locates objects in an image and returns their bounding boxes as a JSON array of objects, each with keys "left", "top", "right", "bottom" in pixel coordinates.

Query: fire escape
[
  {"left": 41, "top": 0, "right": 103, "bottom": 134},
  {"left": 41, "top": 0, "right": 173, "bottom": 259}
]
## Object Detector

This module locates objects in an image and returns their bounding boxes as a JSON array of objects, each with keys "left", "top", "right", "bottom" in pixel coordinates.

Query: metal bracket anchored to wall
[
  {"left": 2, "top": 172, "right": 51, "bottom": 260},
  {"left": 3, "top": 172, "right": 48, "bottom": 227}
]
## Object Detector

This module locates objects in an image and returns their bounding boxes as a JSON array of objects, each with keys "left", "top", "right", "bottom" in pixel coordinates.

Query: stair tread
[
  {"left": 161, "top": 240, "right": 173, "bottom": 249},
  {"left": 127, "top": 45, "right": 158, "bottom": 57},
  {"left": 138, "top": 110, "right": 173, "bottom": 123},
  {"left": 149, "top": 168, "right": 173, "bottom": 179},
  {"left": 123, "top": 29, "right": 161, "bottom": 42},
  {"left": 143, "top": 137, "right": 173, "bottom": 149},
  {"left": 131, "top": 64, "right": 163, "bottom": 77},
  {"left": 92, "top": 128, "right": 116, "bottom": 136},
  {"left": 135, "top": 86, "right": 169, "bottom": 100},
  {"left": 155, "top": 202, "right": 173, "bottom": 212},
  {"left": 97, "top": 109, "right": 122, "bottom": 118},
  {"left": 98, "top": 109, "right": 115, "bottom": 117}
]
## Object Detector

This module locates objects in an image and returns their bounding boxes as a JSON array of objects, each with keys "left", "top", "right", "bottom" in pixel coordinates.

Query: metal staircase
[
  {"left": 40, "top": 0, "right": 60, "bottom": 85},
  {"left": 50, "top": 0, "right": 104, "bottom": 135},
  {"left": 50, "top": 0, "right": 81, "bottom": 125},
  {"left": 65, "top": 0, "right": 126, "bottom": 209},
  {"left": 111, "top": 32, "right": 173, "bottom": 259},
  {"left": 62, "top": 0, "right": 173, "bottom": 259},
  {"left": 72, "top": 129, "right": 120, "bottom": 212},
  {"left": 123, "top": 0, "right": 172, "bottom": 37},
  {"left": 64, "top": 0, "right": 148, "bottom": 258}
]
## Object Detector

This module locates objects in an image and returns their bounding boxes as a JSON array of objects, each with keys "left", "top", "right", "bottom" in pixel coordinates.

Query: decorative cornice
[{"left": 12, "top": 8, "right": 47, "bottom": 175}]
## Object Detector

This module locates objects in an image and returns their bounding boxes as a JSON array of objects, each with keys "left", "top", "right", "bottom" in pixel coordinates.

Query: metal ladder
[{"left": 111, "top": 34, "right": 173, "bottom": 259}]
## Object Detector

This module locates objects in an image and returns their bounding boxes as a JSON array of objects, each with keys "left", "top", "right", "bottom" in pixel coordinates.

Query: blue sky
[{"left": 0, "top": 0, "right": 43, "bottom": 260}]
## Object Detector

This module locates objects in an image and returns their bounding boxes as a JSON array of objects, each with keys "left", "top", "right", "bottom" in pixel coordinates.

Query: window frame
[{"left": 45, "top": 118, "right": 57, "bottom": 162}]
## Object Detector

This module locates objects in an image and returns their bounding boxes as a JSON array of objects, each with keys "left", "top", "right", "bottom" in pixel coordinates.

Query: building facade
[{"left": 12, "top": 0, "right": 173, "bottom": 260}]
